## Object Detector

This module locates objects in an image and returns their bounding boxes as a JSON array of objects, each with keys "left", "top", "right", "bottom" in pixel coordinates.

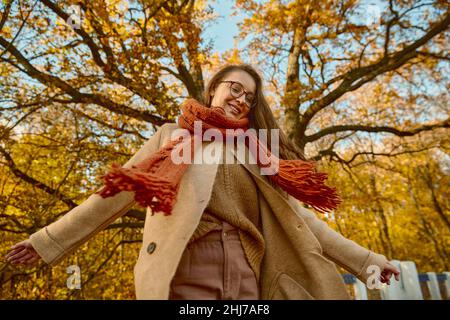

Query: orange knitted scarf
[{"left": 95, "top": 98, "right": 341, "bottom": 214}]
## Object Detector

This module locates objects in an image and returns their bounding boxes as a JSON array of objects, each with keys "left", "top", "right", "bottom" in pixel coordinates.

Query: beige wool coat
[{"left": 29, "top": 123, "right": 388, "bottom": 300}]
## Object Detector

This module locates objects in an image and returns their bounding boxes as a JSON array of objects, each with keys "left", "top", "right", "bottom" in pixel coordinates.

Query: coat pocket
[{"left": 268, "top": 272, "right": 315, "bottom": 300}]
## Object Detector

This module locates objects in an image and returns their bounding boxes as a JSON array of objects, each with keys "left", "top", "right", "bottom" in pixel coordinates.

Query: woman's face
[{"left": 210, "top": 70, "right": 256, "bottom": 120}]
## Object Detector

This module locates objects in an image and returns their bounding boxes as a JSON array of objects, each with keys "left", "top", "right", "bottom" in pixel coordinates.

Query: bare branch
[
  {"left": 417, "top": 50, "right": 450, "bottom": 61},
  {"left": 299, "top": 13, "right": 450, "bottom": 137},
  {"left": 0, "top": 36, "right": 168, "bottom": 126},
  {"left": 0, "top": 0, "right": 39, "bottom": 59},
  {"left": 305, "top": 118, "right": 450, "bottom": 143},
  {"left": 0, "top": 0, "right": 13, "bottom": 32}
]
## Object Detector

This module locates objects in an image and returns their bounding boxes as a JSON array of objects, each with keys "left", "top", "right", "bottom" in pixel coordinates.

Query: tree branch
[
  {"left": 0, "top": 0, "right": 12, "bottom": 33},
  {"left": 0, "top": 145, "right": 78, "bottom": 208},
  {"left": 416, "top": 50, "right": 450, "bottom": 61},
  {"left": 0, "top": 36, "right": 168, "bottom": 126},
  {"left": 299, "top": 13, "right": 450, "bottom": 136},
  {"left": 39, "top": 0, "right": 106, "bottom": 67},
  {"left": 305, "top": 118, "right": 450, "bottom": 143}
]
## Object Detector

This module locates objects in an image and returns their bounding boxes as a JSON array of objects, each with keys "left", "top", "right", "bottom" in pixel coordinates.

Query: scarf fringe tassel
[
  {"left": 271, "top": 160, "right": 342, "bottom": 214},
  {"left": 96, "top": 163, "right": 179, "bottom": 215}
]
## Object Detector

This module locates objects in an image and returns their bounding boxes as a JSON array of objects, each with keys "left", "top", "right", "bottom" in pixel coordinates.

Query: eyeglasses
[{"left": 218, "top": 81, "right": 256, "bottom": 109}]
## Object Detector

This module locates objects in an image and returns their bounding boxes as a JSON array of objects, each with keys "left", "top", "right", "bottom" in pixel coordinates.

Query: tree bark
[{"left": 407, "top": 177, "right": 449, "bottom": 270}]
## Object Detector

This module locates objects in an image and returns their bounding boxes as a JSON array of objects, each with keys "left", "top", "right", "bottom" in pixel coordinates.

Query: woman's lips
[{"left": 228, "top": 103, "right": 241, "bottom": 114}]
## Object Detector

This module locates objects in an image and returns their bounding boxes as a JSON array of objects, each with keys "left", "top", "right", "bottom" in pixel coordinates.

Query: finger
[
  {"left": 7, "top": 245, "right": 24, "bottom": 252},
  {"left": 5, "top": 246, "right": 27, "bottom": 257},
  {"left": 385, "top": 265, "right": 395, "bottom": 271},
  {"left": 12, "top": 251, "right": 34, "bottom": 264},
  {"left": 25, "top": 257, "right": 40, "bottom": 266},
  {"left": 7, "top": 249, "right": 29, "bottom": 262},
  {"left": 5, "top": 248, "right": 23, "bottom": 260},
  {"left": 10, "top": 241, "right": 28, "bottom": 250},
  {"left": 389, "top": 265, "right": 400, "bottom": 273},
  {"left": 10, "top": 243, "right": 25, "bottom": 250},
  {"left": 26, "top": 255, "right": 40, "bottom": 265},
  {"left": 16, "top": 253, "right": 34, "bottom": 264}
]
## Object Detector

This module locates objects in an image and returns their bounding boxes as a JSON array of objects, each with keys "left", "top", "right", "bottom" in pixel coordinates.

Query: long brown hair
[{"left": 203, "top": 63, "right": 305, "bottom": 161}]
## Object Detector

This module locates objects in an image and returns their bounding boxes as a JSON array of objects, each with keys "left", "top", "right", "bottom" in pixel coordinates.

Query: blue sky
[
  {"left": 203, "top": 0, "right": 247, "bottom": 53},
  {"left": 204, "top": 0, "right": 386, "bottom": 53}
]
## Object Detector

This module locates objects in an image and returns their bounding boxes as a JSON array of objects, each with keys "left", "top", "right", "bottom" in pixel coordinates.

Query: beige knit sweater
[{"left": 187, "top": 146, "right": 267, "bottom": 282}]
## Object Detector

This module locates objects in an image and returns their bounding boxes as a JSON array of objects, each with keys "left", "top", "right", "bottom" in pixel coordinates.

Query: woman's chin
[{"left": 224, "top": 109, "right": 240, "bottom": 120}]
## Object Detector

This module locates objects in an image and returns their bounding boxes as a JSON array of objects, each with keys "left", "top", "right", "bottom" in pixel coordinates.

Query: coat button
[{"left": 147, "top": 242, "right": 157, "bottom": 254}]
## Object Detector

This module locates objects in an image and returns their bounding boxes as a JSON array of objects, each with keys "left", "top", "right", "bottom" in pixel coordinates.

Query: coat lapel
[
  {"left": 134, "top": 137, "right": 223, "bottom": 299},
  {"left": 228, "top": 145, "right": 350, "bottom": 299}
]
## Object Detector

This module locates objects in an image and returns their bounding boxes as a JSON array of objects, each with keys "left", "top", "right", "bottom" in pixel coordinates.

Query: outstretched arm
[
  {"left": 288, "top": 197, "right": 399, "bottom": 286},
  {"left": 5, "top": 124, "right": 170, "bottom": 267}
]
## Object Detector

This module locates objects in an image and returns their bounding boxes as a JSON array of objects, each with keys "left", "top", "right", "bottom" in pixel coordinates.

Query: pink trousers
[{"left": 169, "top": 221, "right": 260, "bottom": 300}]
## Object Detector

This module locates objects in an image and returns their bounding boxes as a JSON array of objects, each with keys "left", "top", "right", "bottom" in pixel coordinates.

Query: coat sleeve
[
  {"left": 28, "top": 123, "right": 170, "bottom": 266},
  {"left": 288, "top": 197, "right": 388, "bottom": 285}
]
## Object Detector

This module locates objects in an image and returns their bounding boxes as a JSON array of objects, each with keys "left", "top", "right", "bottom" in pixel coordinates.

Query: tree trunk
[
  {"left": 283, "top": 26, "right": 307, "bottom": 152},
  {"left": 417, "top": 165, "right": 450, "bottom": 232},
  {"left": 407, "top": 177, "right": 449, "bottom": 270},
  {"left": 370, "top": 175, "right": 395, "bottom": 259}
]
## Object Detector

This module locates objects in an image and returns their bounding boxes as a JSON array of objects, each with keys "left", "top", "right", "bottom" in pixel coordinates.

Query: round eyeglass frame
[{"left": 218, "top": 80, "right": 257, "bottom": 109}]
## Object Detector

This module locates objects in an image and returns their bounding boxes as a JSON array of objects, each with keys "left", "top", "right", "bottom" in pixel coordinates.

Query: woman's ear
[{"left": 210, "top": 84, "right": 216, "bottom": 96}]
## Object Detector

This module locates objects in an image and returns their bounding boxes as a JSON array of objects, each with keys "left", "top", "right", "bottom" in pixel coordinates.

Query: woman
[{"left": 5, "top": 63, "right": 400, "bottom": 300}]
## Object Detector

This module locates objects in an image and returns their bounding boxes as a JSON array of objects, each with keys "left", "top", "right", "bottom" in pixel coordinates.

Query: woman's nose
[{"left": 235, "top": 95, "right": 247, "bottom": 106}]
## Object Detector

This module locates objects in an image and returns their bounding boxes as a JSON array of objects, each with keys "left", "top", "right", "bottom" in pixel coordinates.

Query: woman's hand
[
  {"left": 380, "top": 261, "right": 400, "bottom": 285},
  {"left": 4, "top": 240, "right": 42, "bottom": 266}
]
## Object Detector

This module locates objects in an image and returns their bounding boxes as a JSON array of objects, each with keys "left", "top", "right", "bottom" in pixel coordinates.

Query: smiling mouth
[{"left": 228, "top": 103, "right": 241, "bottom": 114}]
